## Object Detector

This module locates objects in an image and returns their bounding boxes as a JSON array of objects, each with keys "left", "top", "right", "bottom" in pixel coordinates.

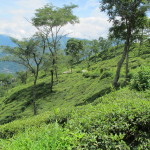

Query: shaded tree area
[
  {"left": 100, "top": 0, "right": 150, "bottom": 88},
  {"left": 0, "top": 73, "right": 14, "bottom": 97}
]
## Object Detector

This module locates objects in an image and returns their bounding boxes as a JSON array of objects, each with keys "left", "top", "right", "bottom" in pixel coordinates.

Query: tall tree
[
  {"left": 32, "top": 4, "right": 79, "bottom": 83},
  {"left": 100, "top": 0, "right": 150, "bottom": 87}
]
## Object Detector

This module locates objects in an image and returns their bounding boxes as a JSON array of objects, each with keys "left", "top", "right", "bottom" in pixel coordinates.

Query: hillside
[
  {"left": 0, "top": 35, "right": 23, "bottom": 73},
  {"left": 0, "top": 35, "right": 16, "bottom": 47},
  {"left": 0, "top": 44, "right": 150, "bottom": 149}
]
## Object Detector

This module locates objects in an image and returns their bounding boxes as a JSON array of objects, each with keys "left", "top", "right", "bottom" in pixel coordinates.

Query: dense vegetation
[
  {"left": 0, "top": 41, "right": 150, "bottom": 149},
  {"left": 0, "top": 0, "right": 150, "bottom": 149}
]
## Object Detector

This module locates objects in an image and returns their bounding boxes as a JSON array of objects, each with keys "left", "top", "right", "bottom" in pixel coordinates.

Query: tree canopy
[{"left": 65, "top": 38, "right": 83, "bottom": 62}]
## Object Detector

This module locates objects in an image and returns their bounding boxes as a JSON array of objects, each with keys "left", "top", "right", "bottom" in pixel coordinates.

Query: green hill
[{"left": 0, "top": 43, "right": 150, "bottom": 149}]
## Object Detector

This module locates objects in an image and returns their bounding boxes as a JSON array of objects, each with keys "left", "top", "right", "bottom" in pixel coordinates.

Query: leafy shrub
[
  {"left": 76, "top": 69, "right": 82, "bottom": 73},
  {"left": 16, "top": 71, "right": 27, "bottom": 84},
  {"left": 0, "top": 89, "right": 150, "bottom": 149},
  {"left": 0, "top": 123, "right": 84, "bottom": 150},
  {"left": 141, "top": 54, "right": 150, "bottom": 59},
  {"left": 82, "top": 71, "right": 100, "bottom": 79},
  {"left": 100, "top": 71, "right": 112, "bottom": 79},
  {"left": 130, "top": 66, "right": 150, "bottom": 90},
  {"left": 65, "top": 91, "right": 150, "bottom": 149}
]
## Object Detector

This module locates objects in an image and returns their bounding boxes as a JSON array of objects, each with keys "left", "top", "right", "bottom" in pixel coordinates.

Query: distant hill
[
  {"left": 0, "top": 35, "right": 16, "bottom": 47},
  {"left": 0, "top": 35, "right": 72, "bottom": 74},
  {"left": 0, "top": 35, "right": 21, "bottom": 73}
]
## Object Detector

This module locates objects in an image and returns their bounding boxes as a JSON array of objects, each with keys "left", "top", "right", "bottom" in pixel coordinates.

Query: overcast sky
[{"left": 1, "top": 0, "right": 136, "bottom": 40}]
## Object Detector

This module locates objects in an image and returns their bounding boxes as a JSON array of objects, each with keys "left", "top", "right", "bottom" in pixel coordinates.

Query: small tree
[
  {"left": 0, "top": 73, "right": 14, "bottom": 97},
  {"left": 65, "top": 38, "right": 83, "bottom": 63},
  {"left": 1, "top": 35, "right": 46, "bottom": 115},
  {"left": 91, "top": 40, "right": 99, "bottom": 55},
  {"left": 0, "top": 73, "right": 13, "bottom": 87},
  {"left": 99, "top": 37, "right": 112, "bottom": 52}
]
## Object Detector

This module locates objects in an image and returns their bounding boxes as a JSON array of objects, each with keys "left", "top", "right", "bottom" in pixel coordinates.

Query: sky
[
  {"left": 1, "top": 0, "right": 149, "bottom": 40},
  {"left": 0, "top": 0, "right": 113, "bottom": 40}
]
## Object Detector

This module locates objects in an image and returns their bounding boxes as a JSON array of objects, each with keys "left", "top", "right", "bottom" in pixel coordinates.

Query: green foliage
[
  {"left": 82, "top": 70, "right": 100, "bottom": 79},
  {"left": 99, "top": 36, "right": 112, "bottom": 51},
  {"left": 32, "top": 4, "right": 79, "bottom": 27},
  {"left": 65, "top": 38, "right": 83, "bottom": 62},
  {"left": 130, "top": 66, "right": 150, "bottom": 90},
  {"left": 0, "top": 33, "right": 150, "bottom": 149},
  {"left": 82, "top": 39, "right": 100, "bottom": 59},
  {"left": 0, "top": 73, "right": 13, "bottom": 83},
  {"left": 0, "top": 123, "right": 84, "bottom": 150},
  {"left": 100, "top": 0, "right": 150, "bottom": 88},
  {"left": 100, "top": 71, "right": 112, "bottom": 79},
  {"left": 0, "top": 73, "right": 14, "bottom": 97},
  {"left": 100, "top": 0, "right": 149, "bottom": 40},
  {"left": 1, "top": 37, "right": 45, "bottom": 75},
  {"left": 16, "top": 71, "right": 27, "bottom": 84},
  {"left": 31, "top": 4, "right": 79, "bottom": 92},
  {"left": 91, "top": 39, "right": 100, "bottom": 54},
  {"left": 32, "top": 4, "right": 79, "bottom": 56}
]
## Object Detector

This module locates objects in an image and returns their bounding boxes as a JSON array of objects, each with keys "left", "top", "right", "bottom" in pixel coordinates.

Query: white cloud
[
  {"left": 63, "top": 0, "right": 111, "bottom": 40},
  {"left": 0, "top": 0, "right": 48, "bottom": 39},
  {"left": 0, "top": 0, "right": 111, "bottom": 40},
  {"left": 64, "top": 16, "right": 111, "bottom": 40},
  {"left": 64, "top": 6, "right": 111, "bottom": 40}
]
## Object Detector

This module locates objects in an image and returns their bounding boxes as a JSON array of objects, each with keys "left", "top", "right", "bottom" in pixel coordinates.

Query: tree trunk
[
  {"left": 53, "top": 49, "right": 58, "bottom": 81},
  {"left": 33, "top": 66, "right": 39, "bottom": 115},
  {"left": 33, "top": 100, "right": 37, "bottom": 115},
  {"left": 24, "top": 71, "right": 28, "bottom": 84},
  {"left": 113, "top": 26, "right": 131, "bottom": 88},
  {"left": 50, "top": 70, "right": 54, "bottom": 92},
  {"left": 33, "top": 81, "right": 37, "bottom": 115},
  {"left": 52, "top": 55, "right": 58, "bottom": 81},
  {"left": 54, "top": 66, "right": 58, "bottom": 81},
  {"left": 113, "top": 44, "right": 128, "bottom": 88},
  {"left": 138, "top": 28, "right": 144, "bottom": 56},
  {"left": 125, "top": 49, "right": 129, "bottom": 85}
]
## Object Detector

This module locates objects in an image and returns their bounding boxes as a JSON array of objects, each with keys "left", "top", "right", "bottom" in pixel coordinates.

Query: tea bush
[
  {"left": 130, "top": 66, "right": 150, "bottom": 90},
  {"left": 0, "top": 123, "right": 84, "bottom": 150},
  {"left": 0, "top": 88, "right": 149, "bottom": 149}
]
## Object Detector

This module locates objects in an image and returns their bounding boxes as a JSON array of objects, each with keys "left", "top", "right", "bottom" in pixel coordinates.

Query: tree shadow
[
  {"left": 75, "top": 87, "right": 111, "bottom": 106},
  {"left": 4, "top": 82, "right": 53, "bottom": 105},
  {"left": 1, "top": 82, "right": 54, "bottom": 125}
]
